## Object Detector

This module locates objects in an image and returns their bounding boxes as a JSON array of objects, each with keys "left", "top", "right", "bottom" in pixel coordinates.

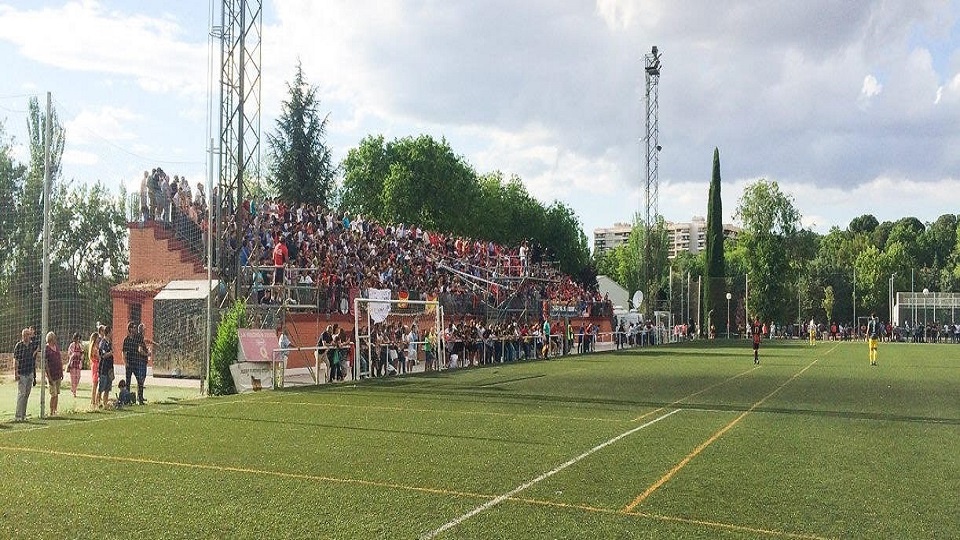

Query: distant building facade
[
  {"left": 593, "top": 222, "right": 633, "bottom": 255},
  {"left": 594, "top": 217, "right": 740, "bottom": 259}
]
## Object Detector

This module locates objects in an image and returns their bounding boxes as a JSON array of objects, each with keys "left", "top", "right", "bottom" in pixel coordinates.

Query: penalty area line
[{"left": 419, "top": 408, "right": 681, "bottom": 539}]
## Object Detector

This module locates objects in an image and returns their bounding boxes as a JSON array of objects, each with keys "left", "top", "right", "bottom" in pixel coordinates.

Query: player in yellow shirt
[
  {"left": 808, "top": 318, "right": 816, "bottom": 345},
  {"left": 866, "top": 312, "right": 880, "bottom": 366}
]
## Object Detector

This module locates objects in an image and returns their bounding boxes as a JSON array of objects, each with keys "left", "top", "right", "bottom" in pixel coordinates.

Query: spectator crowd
[{"left": 222, "top": 198, "right": 609, "bottom": 320}]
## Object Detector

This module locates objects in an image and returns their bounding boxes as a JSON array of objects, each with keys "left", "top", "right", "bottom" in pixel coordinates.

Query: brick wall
[
  {"left": 128, "top": 222, "right": 205, "bottom": 282},
  {"left": 111, "top": 222, "right": 204, "bottom": 367}
]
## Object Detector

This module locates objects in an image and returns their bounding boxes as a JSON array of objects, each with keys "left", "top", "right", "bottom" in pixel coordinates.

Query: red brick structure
[{"left": 110, "top": 222, "right": 206, "bottom": 366}]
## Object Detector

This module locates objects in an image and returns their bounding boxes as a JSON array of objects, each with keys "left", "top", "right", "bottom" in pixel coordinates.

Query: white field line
[{"left": 419, "top": 408, "right": 682, "bottom": 539}]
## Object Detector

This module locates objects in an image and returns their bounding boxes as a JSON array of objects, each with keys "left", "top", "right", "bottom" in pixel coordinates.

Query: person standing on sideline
[
  {"left": 13, "top": 327, "right": 40, "bottom": 422},
  {"left": 751, "top": 317, "right": 763, "bottom": 365},
  {"left": 97, "top": 325, "right": 115, "bottom": 408},
  {"left": 808, "top": 318, "right": 817, "bottom": 345},
  {"left": 135, "top": 323, "right": 153, "bottom": 404},
  {"left": 88, "top": 329, "right": 102, "bottom": 408},
  {"left": 867, "top": 312, "right": 880, "bottom": 366},
  {"left": 67, "top": 333, "right": 83, "bottom": 398},
  {"left": 44, "top": 332, "right": 64, "bottom": 416},
  {"left": 122, "top": 322, "right": 139, "bottom": 400},
  {"left": 277, "top": 325, "right": 292, "bottom": 386},
  {"left": 541, "top": 318, "right": 551, "bottom": 358}
]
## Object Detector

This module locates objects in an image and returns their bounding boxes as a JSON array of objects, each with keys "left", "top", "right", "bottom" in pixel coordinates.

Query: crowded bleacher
[
  {"left": 225, "top": 199, "right": 609, "bottom": 318},
  {"left": 137, "top": 167, "right": 611, "bottom": 321}
]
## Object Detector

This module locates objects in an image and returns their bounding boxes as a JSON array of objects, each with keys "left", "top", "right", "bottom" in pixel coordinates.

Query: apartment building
[{"left": 594, "top": 217, "right": 740, "bottom": 258}]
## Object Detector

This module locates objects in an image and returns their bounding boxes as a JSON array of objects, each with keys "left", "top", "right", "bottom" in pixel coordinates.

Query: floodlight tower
[
  {"left": 213, "top": 0, "right": 262, "bottom": 283},
  {"left": 642, "top": 45, "right": 661, "bottom": 317}
]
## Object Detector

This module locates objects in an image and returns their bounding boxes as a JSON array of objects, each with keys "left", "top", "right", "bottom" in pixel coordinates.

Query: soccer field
[{"left": 1, "top": 340, "right": 957, "bottom": 539}]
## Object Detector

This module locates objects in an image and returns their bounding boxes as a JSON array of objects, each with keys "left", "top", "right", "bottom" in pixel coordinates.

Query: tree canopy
[
  {"left": 0, "top": 98, "right": 128, "bottom": 346},
  {"left": 341, "top": 134, "right": 593, "bottom": 284},
  {"left": 735, "top": 179, "right": 803, "bottom": 322},
  {"left": 267, "top": 62, "right": 337, "bottom": 206}
]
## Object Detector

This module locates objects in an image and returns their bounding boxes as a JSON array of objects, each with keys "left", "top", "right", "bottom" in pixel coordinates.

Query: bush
[{"left": 209, "top": 300, "right": 246, "bottom": 395}]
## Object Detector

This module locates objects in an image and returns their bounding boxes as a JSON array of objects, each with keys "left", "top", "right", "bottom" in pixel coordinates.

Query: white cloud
[
  {"left": 4, "top": 0, "right": 959, "bottom": 243},
  {"left": 861, "top": 74, "right": 883, "bottom": 98},
  {"left": 10, "top": 142, "right": 28, "bottom": 164},
  {"left": 64, "top": 106, "right": 141, "bottom": 146},
  {"left": 857, "top": 74, "right": 883, "bottom": 110},
  {"left": 62, "top": 148, "right": 99, "bottom": 166},
  {"left": 0, "top": 1, "right": 206, "bottom": 95}
]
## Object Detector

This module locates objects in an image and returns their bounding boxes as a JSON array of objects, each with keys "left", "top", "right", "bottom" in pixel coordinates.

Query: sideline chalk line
[{"left": 419, "top": 408, "right": 682, "bottom": 539}]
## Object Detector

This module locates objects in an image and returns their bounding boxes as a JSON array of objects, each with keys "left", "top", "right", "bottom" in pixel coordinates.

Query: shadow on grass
[
  {"left": 679, "top": 401, "right": 960, "bottom": 426},
  {"left": 161, "top": 410, "right": 551, "bottom": 446}
]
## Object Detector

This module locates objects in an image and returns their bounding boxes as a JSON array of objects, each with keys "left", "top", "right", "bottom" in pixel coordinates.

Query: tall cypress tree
[
  {"left": 704, "top": 147, "right": 726, "bottom": 334},
  {"left": 267, "top": 62, "right": 336, "bottom": 206}
]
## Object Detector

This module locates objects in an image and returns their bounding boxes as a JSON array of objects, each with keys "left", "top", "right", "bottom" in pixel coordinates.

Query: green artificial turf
[{"left": 0, "top": 339, "right": 957, "bottom": 539}]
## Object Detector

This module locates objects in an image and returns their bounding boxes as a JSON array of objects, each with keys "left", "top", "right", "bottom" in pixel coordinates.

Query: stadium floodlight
[{"left": 726, "top": 292, "right": 732, "bottom": 339}]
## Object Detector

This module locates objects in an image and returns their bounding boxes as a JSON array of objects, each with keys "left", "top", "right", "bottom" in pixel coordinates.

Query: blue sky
[{"left": 1, "top": 0, "right": 959, "bottom": 245}]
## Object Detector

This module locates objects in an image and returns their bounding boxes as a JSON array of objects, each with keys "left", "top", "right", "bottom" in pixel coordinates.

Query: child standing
[
  {"left": 88, "top": 330, "right": 101, "bottom": 408},
  {"left": 67, "top": 333, "right": 83, "bottom": 397}
]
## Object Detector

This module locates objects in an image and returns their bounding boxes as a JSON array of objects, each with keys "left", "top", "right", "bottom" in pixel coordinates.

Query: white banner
[
  {"left": 230, "top": 362, "right": 277, "bottom": 393},
  {"left": 367, "top": 288, "right": 393, "bottom": 323}
]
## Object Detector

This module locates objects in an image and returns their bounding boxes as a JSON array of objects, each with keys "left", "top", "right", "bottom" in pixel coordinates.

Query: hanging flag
[
  {"left": 398, "top": 290, "right": 409, "bottom": 309},
  {"left": 368, "top": 288, "right": 392, "bottom": 323}
]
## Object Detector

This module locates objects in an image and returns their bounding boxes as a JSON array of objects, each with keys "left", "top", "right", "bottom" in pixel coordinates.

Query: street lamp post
[
  {"left": 726, "top": 292, "right": 732, "bottom": 339},
  {"left": 889, "top": 273, "right": 895, "bottom": 326},
  {"left": 923, "top": 288, "right": 930, "bottom": 341}
]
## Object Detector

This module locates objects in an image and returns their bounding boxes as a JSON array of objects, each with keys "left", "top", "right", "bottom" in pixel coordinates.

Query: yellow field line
[
  {"left": 0, "top": 443, "right": 834, "bottom": 539},
  {"left": 510, "top": 496, "right": 834, "bottom": 540},
  {"left": 0, "top": 394, "right": 247, "bottom": 436},
  {"left": 630, "top": 364, "right": 761, "bottom": 422},
  {"left": 0, "top": 444, "right": 492, "bottom": 500},
  {"left": 420, "top": 409, "right": 682, "bottom": 539},
  {"left": 249, "top": 400, "right": 631, "bottom": 424},
  {"left": 622, "top": 346, "right": 834, "bottom": 512}
]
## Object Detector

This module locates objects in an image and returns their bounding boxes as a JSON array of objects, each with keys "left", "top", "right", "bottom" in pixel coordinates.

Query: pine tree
[
  {"left": 704, "top": 147, "right": 726, "bottom": 334},
  {"left": 267, "top": 62, "right": 336, "bottom": 205}
]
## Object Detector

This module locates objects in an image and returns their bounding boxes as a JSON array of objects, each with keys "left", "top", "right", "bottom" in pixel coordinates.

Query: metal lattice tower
[
  {"left": 214, "top": 0, "right": 262, "bottom": 279},
  {"left": 642, "top": 45, "right": 661, "bottom": 316}
]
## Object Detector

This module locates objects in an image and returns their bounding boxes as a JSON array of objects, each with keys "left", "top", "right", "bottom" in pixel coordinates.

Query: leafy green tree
[
  {"left": 871, "top": 220, "right": 894, "bottom": 251},
  {"left": 342, "top": 134, "right": 593, "bottom": 284},
  {"left": 267, "top": 62, "right": 336, "bottom": 205},
  {"left": 853, "top": 244, "right": 890, "bottom": 316},
  {"left": 848, "top": 214, "right": 879, "bottom": 234},
  {"left": 0, "top": 100, "right": 128, "bottom": 346},
  {"left": 735, "top": 179, "right": 803, "bottom": 322},
  {"left": 921, "top": 214, "right": 957, "bottom": 269},
  {"left": 0, "top": 121, "right": 28, "bottom": 276},
  {"left": 887, "top": 217, "right": 925, "bottom": 265},
  {"left": 704, "top": 148, "right": 725, "bottom": 334},
  {"left": 341, "top": 134, "right": 480, "bottom": 234},
  {"left": 340, "top": 134, "right": 390, "bottom": 217},
  {"left": 5, "top": 97, "right": 66, "bottom": 339},
  {"left": 542, "top": 201, "right": 591, "bottom": 280}
]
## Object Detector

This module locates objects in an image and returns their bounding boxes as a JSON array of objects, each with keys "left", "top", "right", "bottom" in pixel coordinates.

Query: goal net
[{"left": 354, "top": 294, "right": 444, "bottom": 379}]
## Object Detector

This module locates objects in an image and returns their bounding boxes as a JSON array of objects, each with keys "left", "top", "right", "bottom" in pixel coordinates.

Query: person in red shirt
[
  {"left": 751, "top": 318, "right": 763, "bottom": 365},
  {"left": 273, "top": 236, "right": 288, "bottom": 286}
]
